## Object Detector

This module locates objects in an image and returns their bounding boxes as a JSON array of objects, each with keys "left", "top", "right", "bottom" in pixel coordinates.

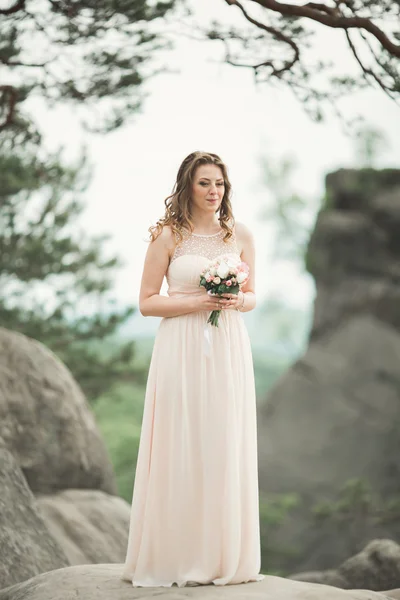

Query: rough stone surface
[
  {"left": 259, "top": 315, "right": 400, "bottom": 495},
  {"left": 0, "top": 564, "right": 399, "bottom": 600},
  {"left": 307, "top": 169, "right": 400, "bottom": 339},
  {"left": 257, "top": 170, "right": 400, "bottom": 575},
  {"left": 0, "top": 449, "right": 69, "bottom": 589},
  {"left": 0, "top": 327, "right": 117, "bottom": 495},
  {"left": 35, "top": 489, "right": 131, "bottom": 565},
  {"left": 291, "top": 541, "right": 400, "bottom": 593}
]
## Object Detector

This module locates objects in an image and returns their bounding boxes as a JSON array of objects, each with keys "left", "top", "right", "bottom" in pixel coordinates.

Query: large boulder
[
  {"left": 0, "top": 564, "right": 399, "bottom": 600},
  {"left": 0, "top": 449, "right": 69, "bottom": 589},
  {"left": 291, "top": 540, "right": 400, "bottom": 592},
  {"left": 0, "top": 327, "right": 117, "bottom": 494},
  {"left": 0, "top": 328, "right": 134, "bottom": 587},
  {"left": 257, "top": 169, "right": 400, "bottom": 574},
  {"left": 36, "top": 489, "right": 131, "bottom": 565}
]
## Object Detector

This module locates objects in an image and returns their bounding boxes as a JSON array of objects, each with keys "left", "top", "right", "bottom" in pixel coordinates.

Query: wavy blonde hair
[{"left": 148, "top": 151, "right": 235, "bottom": 246}]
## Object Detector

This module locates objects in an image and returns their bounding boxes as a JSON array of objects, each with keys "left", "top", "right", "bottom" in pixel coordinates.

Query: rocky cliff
[{"left": 257, "top": 169, "right": 400, "bottom": 574}]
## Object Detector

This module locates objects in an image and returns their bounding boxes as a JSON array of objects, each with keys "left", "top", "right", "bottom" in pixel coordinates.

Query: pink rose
[
  {"left": 206, "top": 276, "right": 212, "bottom": 282},
  {"left": 226, "top": 280, "right": 232, "bottom": 287}
]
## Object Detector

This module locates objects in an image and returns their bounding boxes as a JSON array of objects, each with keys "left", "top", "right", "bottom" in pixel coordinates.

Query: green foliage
[
  {"left": 259, "top": 492, "right": 302, "bottom": 574},
  {"left": 59, "top": 337, "right": 148, "bottom": 402},
  {"left": 0, "top": 137, "right": 145, "bottom": 401},
  {"left": 313, "top": 479, "right": 372, "bottom": 522},
  {"left": 0, "top": 0, "right": 183, "bottom": 399},
  {"left": 93, "top": 381, "right": 146, "bottom": 502},
  {"left": 312, "top": 478, "right": 400, "bottom": 555},
  {"left": 0, "top": 0, "right": 181, "bottom": 133},
  {"left": 354, "top": 126, "right": 390, "bottom": 168},
  {"left": 257, "top": 154, "right": 320, "bottom": 269}
]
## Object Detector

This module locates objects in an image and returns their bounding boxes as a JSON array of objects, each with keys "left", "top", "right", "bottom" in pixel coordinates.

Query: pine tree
[
  {"left": 0, "top": 0, "right": 179, "bottom": 132},
  {"left": 0, "top": 125, "right": 148, "bottom": 401},
  {"left": 0, "top": 1, "right": 180, "bottom": 399}
]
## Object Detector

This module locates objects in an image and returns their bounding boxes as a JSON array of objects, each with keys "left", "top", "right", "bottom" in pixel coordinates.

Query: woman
[{"left": 121, "top": 150, "right": 265, "bottom": 587}]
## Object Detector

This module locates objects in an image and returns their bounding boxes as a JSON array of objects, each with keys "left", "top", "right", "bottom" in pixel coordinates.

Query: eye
[
  {"left": 199, "top": 182, "right": 208, "bottom": 186},
  {"left": 217, "top": 182, "right": 225, "bottom": 186}
]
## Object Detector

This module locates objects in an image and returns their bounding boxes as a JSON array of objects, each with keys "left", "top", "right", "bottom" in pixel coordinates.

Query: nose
[{"left": 209, "top": 184, "right": 218, "bottom": 195}]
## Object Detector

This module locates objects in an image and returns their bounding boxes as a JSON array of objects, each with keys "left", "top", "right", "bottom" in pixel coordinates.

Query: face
[{"left": 191, "top": 164, "right": 225, "bottom": 214}]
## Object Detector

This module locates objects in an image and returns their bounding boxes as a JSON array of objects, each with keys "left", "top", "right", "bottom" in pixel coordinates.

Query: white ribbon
[{"left": 203, "top": 321, "right": 213, "bottom": 357}]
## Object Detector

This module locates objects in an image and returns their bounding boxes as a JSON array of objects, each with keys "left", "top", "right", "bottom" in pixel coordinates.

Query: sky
[{"left": 28, "top": 0, "right": 400, "bottom": 328}]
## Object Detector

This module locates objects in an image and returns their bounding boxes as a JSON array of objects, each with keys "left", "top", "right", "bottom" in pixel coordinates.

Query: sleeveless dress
[{"left": 121, "top": 226, "right": 265, "bottom": 588}]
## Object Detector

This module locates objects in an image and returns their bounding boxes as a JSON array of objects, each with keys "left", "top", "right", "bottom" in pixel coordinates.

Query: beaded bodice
[
  {"left": 166, "top": 228, "right": 241, "bottom": 299},
  {"left": 170, "top": 229, "right": 239, "bottom": 264}
]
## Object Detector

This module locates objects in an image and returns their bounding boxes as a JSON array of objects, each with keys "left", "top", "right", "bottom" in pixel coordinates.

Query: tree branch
[
  {"left": 0, "top": 0, "right": 25, "bottom": 15},
  {"left": 0, "top": 57, "right": 48, "bottom": 68},
  {"left": 345, "top": 30, "right": 397, "bottom": 101},
  {"left": 304, "top": 1, "right": 337, "bottom": 16},
  {"left": 359, "top": 28, "right": 398, "bottom": 94},
  {"left": 0, "top": 86, "right": 17, "bottom": 131},
  {"left": 226, "top": 0, "right": 301, "bottom": 76},
  {"left": 228, "top": 0, "right": 400, "bottom": 58}
]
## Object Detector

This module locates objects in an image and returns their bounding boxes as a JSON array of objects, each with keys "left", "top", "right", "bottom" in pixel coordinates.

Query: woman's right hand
[{"left": 192, "top": 291, "right": 231, "bottom": 312}]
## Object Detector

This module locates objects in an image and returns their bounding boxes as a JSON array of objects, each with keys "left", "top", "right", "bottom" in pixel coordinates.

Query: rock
[
  {"left": 0, "top": 449, "right": 69, "bottom": 589},
  {"left": 257, "top": 169, "right": 400, "bottom": 575},
  {"left": 0, "top": 564, "right": 398, "bottom": 600},
  {"left": 0, "top": 328, "right": 132, "bottom": 582},
  {"left": 339, "top": 540, "right": 400, "bottom": 592},
  {"left": 291, "top": 540, "right": 400, "bottom": 592},
  {"left": 258, "top": 315, "right": 400, "bottom": 572},
  {"left": 290, "top": 569, "right": 348, "bottom": 588},
  {"left": 306, "top": 169, "right": 400, "bottom": 339},
  {"left": 0, "top": 327, "right": 117, "bottom": 495},
  {"left": 259, "top": 315, "right": 400, "bottom": 496},
  {"left": 35, "top": 489, "right": 131, "bottom": 565}
]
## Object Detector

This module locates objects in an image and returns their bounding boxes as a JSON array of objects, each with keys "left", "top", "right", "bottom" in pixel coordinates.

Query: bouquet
[{"left": 199, "top": 254, "right": 250, "bottom": 327}]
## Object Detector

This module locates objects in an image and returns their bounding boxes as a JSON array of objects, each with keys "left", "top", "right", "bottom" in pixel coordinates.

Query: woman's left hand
[{"left": 219, "top": 291, "right": 243, "bottom": 310}]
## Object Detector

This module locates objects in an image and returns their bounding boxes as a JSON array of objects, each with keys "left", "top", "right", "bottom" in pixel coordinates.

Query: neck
[{"left": 190, "top": 215, "right": 221, "bottom": 233}]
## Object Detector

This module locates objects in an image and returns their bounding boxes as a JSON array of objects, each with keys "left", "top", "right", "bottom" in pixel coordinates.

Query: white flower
[
  {"left": 237, "top": 272, "right": 248, "bottom": 284},
  {"left": 226, "top": 256, "right": 240, "bottom": 269},
  {"left": 213, "top": 276, "right": 221, "bottom": 284},
  {"left": 217, "top": 262, "right": 230, "bottom": 279},
  {"left": 210, "top": 267, "right": 217, "bottom": 276}
]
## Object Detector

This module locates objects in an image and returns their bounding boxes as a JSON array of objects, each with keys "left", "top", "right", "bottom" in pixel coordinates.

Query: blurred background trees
[
  {"left": 0, "top": 130, "right": 149, "bottom": 402},
  {"left": 0, "top": 0, "right": 181, "bottom": 401},
  {"left": 0, "top": 0, "right": 180, "bottom": 132}
]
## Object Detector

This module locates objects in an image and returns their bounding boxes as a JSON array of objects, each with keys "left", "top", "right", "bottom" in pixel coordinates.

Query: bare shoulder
[
  {"left": 151, "top": 224, "right": 177, "bottom": 257},
  {"left": 154, "top": 224, "right": 175, "bottom": 243}
]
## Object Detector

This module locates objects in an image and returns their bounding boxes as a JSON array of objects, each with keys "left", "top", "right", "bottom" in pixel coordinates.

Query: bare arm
[
  {"left": 139, "top": 226, "right": 231, "bottom": 318},
  {"left": 235, "top": 222, "right": 257, "bottom": 313}
]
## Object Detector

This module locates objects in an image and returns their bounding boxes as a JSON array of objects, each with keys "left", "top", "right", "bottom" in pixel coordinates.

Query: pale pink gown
[{"left": 121, "top": 226, "right": 265, "bottom": 587}]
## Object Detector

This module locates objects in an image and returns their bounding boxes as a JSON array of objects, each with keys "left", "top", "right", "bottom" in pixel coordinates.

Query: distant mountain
[{"left": 119, "top": 310, "right": 162, "bottom": 339}]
